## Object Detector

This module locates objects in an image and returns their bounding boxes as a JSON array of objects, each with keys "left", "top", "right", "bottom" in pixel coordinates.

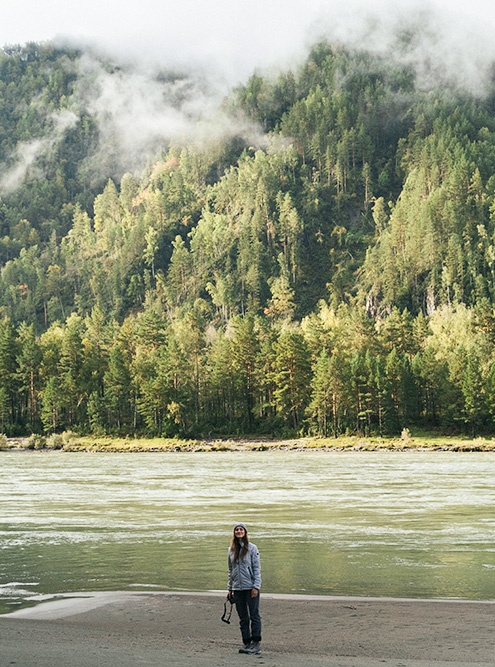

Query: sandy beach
[{"left": 1, "top": 592, "right": 493, "bottom": 667}]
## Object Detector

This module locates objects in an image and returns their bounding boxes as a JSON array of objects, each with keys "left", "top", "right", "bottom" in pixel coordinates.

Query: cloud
[
  {"left": 309, "top": 1, "right": 494, "bottom": 95},
  {"left": 11, "top": 1, "right": 494, "bottom": 100},
  {"left": 0, "top": 110, "right": 78, "bottom": 194},
  {"left": 65, "top": 1, "right": 495, "bottom": 180},
  {"left": 1, "top": 1, "right": 494, "bottom": 88},
  {"left": 0, "top": 52, "right": 266, "bottom": 194},
  {"left": 67, "top": 54, "right": 268, "bottom": 180},
  {"left": 0, "top": 0, "right": 325, "bottom": 84},
  {"left": 1, "top": 0, "right": 495, "bottom": 191},
  {"left": 0, "top": 140, "right": 46, "bottom": 193}
]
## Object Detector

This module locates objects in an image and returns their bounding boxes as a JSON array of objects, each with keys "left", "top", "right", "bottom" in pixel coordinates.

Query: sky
[{"left": 1, "top": 0, "right": 493, "bottom": 85}]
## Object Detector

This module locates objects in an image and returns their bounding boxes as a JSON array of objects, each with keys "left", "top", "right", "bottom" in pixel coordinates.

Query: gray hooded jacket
[{"left": 228, "top": 542, "right": 262, "bottom": 591}]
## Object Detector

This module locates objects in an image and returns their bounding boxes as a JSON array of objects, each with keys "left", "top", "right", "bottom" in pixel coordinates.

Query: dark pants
[{"left": 233, "top": 590, "right": 262, "bottom": 644}]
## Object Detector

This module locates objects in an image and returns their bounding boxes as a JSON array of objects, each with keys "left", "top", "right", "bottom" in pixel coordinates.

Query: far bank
[{"left": 4, "top": 432, "right": 495, "bottom": 453}]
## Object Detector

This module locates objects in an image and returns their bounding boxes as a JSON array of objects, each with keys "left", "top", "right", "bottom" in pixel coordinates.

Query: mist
[
  {"left": 1, "top": 0, "right": 495, "bottom": 191},
  {"left": 0, "top": 110, "right": 78, "bottom": 193},
  {"left": 2, "top": 0, "right": 494, "bottom": 88}
]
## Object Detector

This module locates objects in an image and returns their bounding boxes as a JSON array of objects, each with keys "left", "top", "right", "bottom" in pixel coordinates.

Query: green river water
[{"left": 1, "top": 450, "right": 494, "bottom": 613}]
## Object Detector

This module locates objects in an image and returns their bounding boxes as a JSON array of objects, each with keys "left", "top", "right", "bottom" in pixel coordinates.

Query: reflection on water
[{"left": 1, "top": 450, "right": 495, "bottom": 613}]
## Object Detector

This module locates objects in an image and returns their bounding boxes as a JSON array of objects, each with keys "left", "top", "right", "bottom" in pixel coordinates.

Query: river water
[{"left": 1, "top": 450, "right": 494, "bottom": 613}]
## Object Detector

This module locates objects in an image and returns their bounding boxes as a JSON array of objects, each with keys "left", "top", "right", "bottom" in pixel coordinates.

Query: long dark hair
[{"left": 230, "top": 531, "right": 250, "bottom": 562}]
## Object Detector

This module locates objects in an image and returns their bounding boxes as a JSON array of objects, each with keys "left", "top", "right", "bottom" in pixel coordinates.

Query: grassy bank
[{"left": 4, "top": 432, "right": 495, "bottom": 452}]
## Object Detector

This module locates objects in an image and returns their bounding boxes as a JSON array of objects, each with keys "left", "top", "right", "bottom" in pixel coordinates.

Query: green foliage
[
  {"left": 26, "top": 433, "right": 46, "bottom": 449},
  {"left": 3, "top": 40, "right": 495, "bottom": 436},
  {"left": 46, "top": 432, "right": 64, "bottom": 449},
  {"left": 0, "top": 300, "right": 493, "bottom": 436}
]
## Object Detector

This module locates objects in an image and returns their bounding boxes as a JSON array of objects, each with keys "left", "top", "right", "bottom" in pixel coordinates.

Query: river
[{"left": 1, "top": 450, "right": 494, "bottom": 613}]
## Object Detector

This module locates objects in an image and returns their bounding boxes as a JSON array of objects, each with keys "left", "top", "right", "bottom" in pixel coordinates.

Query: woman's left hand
[{"left": 251, "top": 588, "right": 259, "bottom": 598}]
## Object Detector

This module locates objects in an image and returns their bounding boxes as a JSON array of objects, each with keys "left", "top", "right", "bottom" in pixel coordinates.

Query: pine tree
[
  {"left": 461, "top": 346, "right": 483, "bottom": 436},
  {"left": 308, "top": 349, "right": 343, "bottom": 437},
  {"left": 16, "top": 322, "right": 42, "bottom": 429},
  {"left": 0, "top": 319, "right": 18, "bottom": 430},
  {"left": 271, "top": 330, "right": 311, "bottom": 431},
  {"left": 41, "top": 377, "right": 63, "bottom": 433},
  {"left": 104, "top": 344, "right": 132, "bottom": 431},
  {"left": 230, "top": 316, "right": 259, "bottom": 427}
]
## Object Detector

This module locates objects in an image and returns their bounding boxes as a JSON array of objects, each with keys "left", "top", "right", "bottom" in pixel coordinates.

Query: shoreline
[
  {"left": 5, "top": 590, "right": 495, "bottom": 620},
  {"left": 5, "top": 434, "right": 495, "bottom": 453},
  {"left": 1, "top": 591, "right": 494, "bottom": 666}
]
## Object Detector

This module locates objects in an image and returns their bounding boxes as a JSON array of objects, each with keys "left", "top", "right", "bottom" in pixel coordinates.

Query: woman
[{"left": 228, "top": 522, "right": 262, "bottom": 654}]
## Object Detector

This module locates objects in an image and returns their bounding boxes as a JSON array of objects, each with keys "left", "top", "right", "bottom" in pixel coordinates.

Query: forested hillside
[{"left": 1, "top": 41, "right": 495, "bottom": 438}]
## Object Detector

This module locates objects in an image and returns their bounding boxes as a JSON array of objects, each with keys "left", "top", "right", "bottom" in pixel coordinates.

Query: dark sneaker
[
  {"left": 246, "top": 642, "right": 261, "bottom": 654},
  {"left": 239, "top": 643, "right": 252, "bottom": 653}
]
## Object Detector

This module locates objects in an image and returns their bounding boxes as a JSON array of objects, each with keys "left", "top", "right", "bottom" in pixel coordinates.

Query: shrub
[
  {"left": 26, "top": 433, "right": 47, "bottom": 450},
  {"left": 47, "top": 433, "right": 64, "bottom": 450},
  {"left": 61, "top": 430, "right": 78, "bottom": 446},
  {"left": 0, "top": 433, "right": 8, "bottom": 450}
]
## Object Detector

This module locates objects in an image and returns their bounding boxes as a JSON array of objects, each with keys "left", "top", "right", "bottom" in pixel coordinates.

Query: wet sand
[{"left": 1, "top": 592, "right": 494, "bottom": 666}]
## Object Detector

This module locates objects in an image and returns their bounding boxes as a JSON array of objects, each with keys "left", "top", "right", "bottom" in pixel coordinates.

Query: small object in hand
[{"left": 221, "top": 596, "right": 234, "bottom": 624}]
